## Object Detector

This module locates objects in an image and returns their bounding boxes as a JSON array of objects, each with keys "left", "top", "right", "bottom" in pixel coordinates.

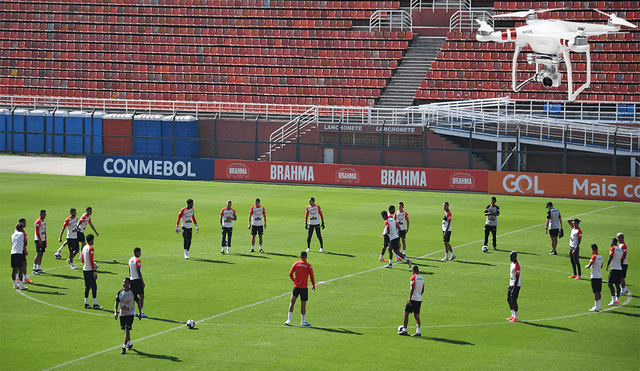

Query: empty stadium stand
[
  {"left": 415, "top": 1, "right": 640, "bottom": 103},
  {"left": 0, "top": 0, "right": 412, "bottom": 106}
]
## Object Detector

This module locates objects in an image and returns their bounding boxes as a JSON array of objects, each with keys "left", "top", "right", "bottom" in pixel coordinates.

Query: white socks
[
  {"left": 287, "top": 312, "right": 292, "bottom": 322},
  {"left": 595, "top": 300, "right": 601, "bottom": 310},
  {"left": 416, "top": 324, "right": 421, "bottom": 334},
  {"left": 301, "top": 314, "right": 306, "bottom": 325}
]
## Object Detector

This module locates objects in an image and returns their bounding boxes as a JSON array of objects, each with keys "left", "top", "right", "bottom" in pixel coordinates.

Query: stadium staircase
[{"left": 376, "top": 35, "right": 445, "bottom": 108}]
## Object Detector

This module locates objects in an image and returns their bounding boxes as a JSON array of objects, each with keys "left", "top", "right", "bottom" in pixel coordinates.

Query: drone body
[{"left": 476, "top": 10, "right": 637, "bottom": 101}]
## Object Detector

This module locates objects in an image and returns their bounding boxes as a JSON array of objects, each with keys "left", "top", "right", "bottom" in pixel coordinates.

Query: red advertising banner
[
  {"left": 215, "top": 160, "right": 488, "bottom": 192},
  {"left": 488, "top": 171, "right": 640, "bottom": 202}
]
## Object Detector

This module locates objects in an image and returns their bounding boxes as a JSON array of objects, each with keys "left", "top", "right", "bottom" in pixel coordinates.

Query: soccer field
[{"left": 1, "top": 172, "right": 638, "bottom": 370}]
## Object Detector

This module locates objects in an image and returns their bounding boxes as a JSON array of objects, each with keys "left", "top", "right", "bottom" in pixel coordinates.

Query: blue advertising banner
[{"left": 86, "top": 154, "right": 214, "bottom": 181}]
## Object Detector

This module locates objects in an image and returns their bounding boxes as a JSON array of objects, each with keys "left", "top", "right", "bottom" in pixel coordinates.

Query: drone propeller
[
  {"left": 493, "top": 8, "right": 565, "bottom": 19},
  {"left": 475, "top": 19, "right": 495, "bottom": 34},
  {"left": 593, "top": 8, "right": 637, "bottom": 28}
]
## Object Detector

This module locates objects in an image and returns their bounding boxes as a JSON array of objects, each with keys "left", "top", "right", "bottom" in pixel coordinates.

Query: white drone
[{"left": 476, "top": 9, "right": 637, "bottom": 101}]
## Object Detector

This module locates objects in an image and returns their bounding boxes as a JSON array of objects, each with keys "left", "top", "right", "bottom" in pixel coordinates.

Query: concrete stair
[{"left": 375, "top": 35, "right": 445, "bottom": 109}]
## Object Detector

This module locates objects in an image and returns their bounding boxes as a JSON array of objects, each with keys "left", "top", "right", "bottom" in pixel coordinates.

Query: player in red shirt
[{"left": 285, "top": 251, "right": 316, "bottom": 327}]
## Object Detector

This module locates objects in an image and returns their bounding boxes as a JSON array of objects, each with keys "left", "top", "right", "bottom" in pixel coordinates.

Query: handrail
[
  {"left": 369, "top": 10, "right": 412, "bottom": 32},
  {"left": 266, "top": 106, "right": 316, "bottom": 161},
  {"left": 449, "top": 10, "right": 494, "bottom": 32},
  {"left": 411, "top": 0, "right": 471, "bottom": 13}
]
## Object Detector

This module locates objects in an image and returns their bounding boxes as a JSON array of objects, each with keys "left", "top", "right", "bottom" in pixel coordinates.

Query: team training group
[{"left": 9, "top": 196, "right": 631, "bottom": 349}]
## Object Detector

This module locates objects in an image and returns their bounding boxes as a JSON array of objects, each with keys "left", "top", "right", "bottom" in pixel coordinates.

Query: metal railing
[
  {"left": 266, "top": 106, "right": 316, "bottom": 161},
  {"left": 411, "top": 0, "right": 471, "bottom": 13},
  {"left": 449, "top": 10, "right": 494, "bottom": 32},
  {"left": 369, "top": 10, "right": 412, "bottom": 32}
]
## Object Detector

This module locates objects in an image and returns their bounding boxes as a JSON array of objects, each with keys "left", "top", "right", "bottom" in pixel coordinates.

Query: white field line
[{"left": 38, "top": 204, "right": 623, "bottom": 370}]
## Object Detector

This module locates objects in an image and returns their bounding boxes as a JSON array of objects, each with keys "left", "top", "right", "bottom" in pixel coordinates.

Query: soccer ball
[
  {"left": 397, "top": 325, "right": 404, "bottom": 333},
  {"left": 54, "top": 252, "right": 61, "bottom": 259},
  {"left": 482, "top": 245, "right": 489, "bottom": 252},
  {"left": 186, "top": 319, "right": 195, "bottom": 329}
]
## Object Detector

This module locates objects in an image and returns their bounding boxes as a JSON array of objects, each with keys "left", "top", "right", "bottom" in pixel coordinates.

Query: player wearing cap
[
  {"left": 305, "top": 197, "right": 325, "bottom": 253},
  {"left": 58, "top": 208, "right": 79, "bottom": 269},
  {"left": 382, "top": 206, "right": 411, "bottom": 269},
  {"left": 80, "top": 234, "right": 102, "bottom": 310},
  {"left": 77, "top": 207, "right": 99, "bottom": 248},
  {"left": 33, "top": 210, "right": 47, "bottom": 275},
  {"left": 545, "top": 202, "right": 563, "bottom": 255},
  {"left": 220, "top": 200, "right": 237, "bottom": 254},
  {"left": 248, "top": 198, "right": 266, "bottom": 253},
  {"left": 441, "top": 202, "right": 455, "bottom": 261},
  {"left": 484, "top": 197, "right": 500, "bottom": 250},
  {"left": 11, "top": 224, "right": 28, "bottom": 290},
  {"left": 176, "top": 199, "right": 198, "bottom": 259},
  {"left": 398, "top": 265, "right": 424, "bottom": 337},
  {"left": 394, "top": 202, "right": 409, "bottom": 259},
  {"left": 567, "top": 218, "right": 582, "bottom": 280},
  {"left": 618, "top": 233, "right": 630, "bottom": 296},
  {"left": 114, "top": 277, "right": 142, "bottom": 354},
  {"left": 285, "top": 251, "right": 316, "bottom": 327},
  {"left": 507, "top": 251, "right": 521, "bottom": 322},
  {"left": 585, "top": 244, "right": 603, "bottom": 312},
  {"left": 606, "top": 237, "right": 625, "bottom": 306},
  {"left": 129, "top": 247, "right": 147, "bottom": 318}
]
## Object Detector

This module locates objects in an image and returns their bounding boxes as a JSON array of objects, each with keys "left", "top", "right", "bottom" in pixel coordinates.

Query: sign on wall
[
  {"left": 488, "top": 171, "right": 640, "bottom": 202},
  {"left": 215, "top": 159, "right": 488, "bottom": 191},
  {"left": 86, "top": 154, "right": 215, "bottom": 181}
]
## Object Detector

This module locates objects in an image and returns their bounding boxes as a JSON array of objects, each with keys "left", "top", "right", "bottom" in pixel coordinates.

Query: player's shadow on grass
[
  {"left": 308, "top": 327, "right": 362, "bottom": 335},
  {"left": 130, "top": 349, "right": 182, "bottom": 362},
  {"left": 521, "top": 321, "right": 576, "bottom": 332},
  {"left": 24, "top": 290, "right": 65, "bottom": 295},
  {"left": 421, "top": 336, "right": 474, "bottom": 346},
  {"left": 29, "top": 282, "right": 68, "bottom": 290},
  {"left": 324, "top": 251, "right": 356, "bottom": 258},
  {"left": 453, "top": 260, "right": 495, "bottom": 267},
  {"left": 96, "top": 270, "right": 116, "bottom": 275},
  {"left": 48, "top": 273, "right": 82, "bottom": 280},
  {"left": 96, "top": 259, "right": 127, "bottom": 265},
  {"left": 192, "top": 258, "right": 235, "bottom": 265},
  {"left": 604, "top": 311, "right": 640, "bottom": 318},
  {"left": 146, "top": 317, "right": 186, "bottom": 324},
  {"left": 498, "top": 250, "right": 538, "bottom": 256},
  {"left": 235, "top": 253, "right": 270, "bottom": 259},
  {"left": 265, "top": 252, "right": 299, "bottom": 258}
]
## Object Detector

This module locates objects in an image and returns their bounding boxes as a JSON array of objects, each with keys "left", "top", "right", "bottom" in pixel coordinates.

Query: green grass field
[{"left": 1, "top": 172, "right": 638, "bottom": 370}]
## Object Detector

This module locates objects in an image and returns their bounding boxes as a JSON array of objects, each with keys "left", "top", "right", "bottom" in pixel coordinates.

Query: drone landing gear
[{"left": 510, "top": 46, "right": 591, "bottom": 102}]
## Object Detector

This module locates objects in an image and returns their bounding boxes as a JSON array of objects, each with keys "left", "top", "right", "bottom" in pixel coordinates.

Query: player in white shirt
[
  {"left": 567, "top": 218, "right": 582, "bottom": 280},
  {"left": 248, "top": 198, "right": 266, "bottom": 253},
  {"left": 585, "top": 243, "right": 604, "bottom": 312},
  {"left": 76, "top": 207, "right": 99, "bottom": 248},
  {"left": 11, "top": 224, "right": 28, "bottom": 290},
  {"left": 605, "top": 237, "right": 625, "bottom": 306},
  {"left": 18, "top": 218, "right": 33, "bottom": 284},
  {"left": 382, "top": 206, "right": 411, "bottom": 269},
  {"left": 398, "top": 265, "right": 424, "bottom": 337},
  {"left": 441, "top": 202, "right": 455, "bottom": 261},
  {"left": 305, "top": 197, "right": 325, "bottom": 253},
  {"left": 220, "top": 200, "right": 237, "bottom": 254},
  {"left": 79, "top": 234, "right": 102, "bottom": 310},
  {"left": 507, "top": 251, "right": 521, "bottom": 322},
  {"left": 545, "top": 201, "right": 563, "bottom": 255},
  {"left": 618, "top": 233, "right": 630, "bottom": 295},
  {"left": 394, "top": 202, "right": 409, "bottom": 259},
  {"left": 33, "top": 210, "right": 47, "bottom": 275},
  {"left": 114, "top": 277, "right": 142, "bottom": 354},
  {"left": 58, "top": 208, "right": 79, "bottom": 269},
  {"left": 484, "top": 197, "right": 499, "bottom": 250},
  {"left": 176, "top": 199, "right": 198, "bottom": 259},
  {"left": 129, "top": 247, "right": 147, "bottom": 318}
]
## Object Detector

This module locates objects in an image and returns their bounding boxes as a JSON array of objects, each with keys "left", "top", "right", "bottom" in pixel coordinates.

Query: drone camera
[{"left": 536, "top": 71, "right": 562, "bottom": 88}]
